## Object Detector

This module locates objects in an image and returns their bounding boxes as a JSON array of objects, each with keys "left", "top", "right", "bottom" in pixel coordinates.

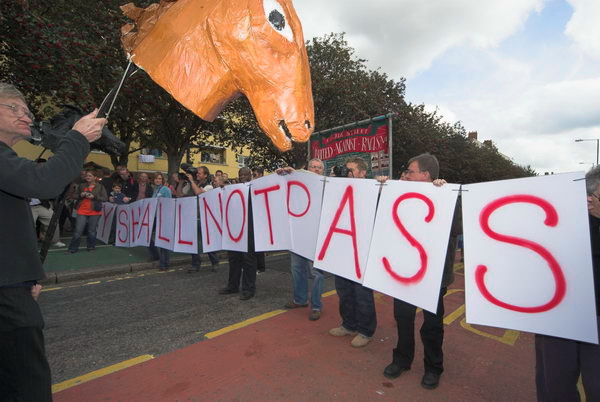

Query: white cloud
[
  {"left": 295, "top": 0, "right": 545, "bottom": 77},
  {"left": 565, "top": 0, "right": 600, "bottom": 58}
]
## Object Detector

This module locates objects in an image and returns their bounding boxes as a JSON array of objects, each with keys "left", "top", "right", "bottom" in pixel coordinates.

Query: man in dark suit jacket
[{"left": 0, "top": 83, "right": 106, "bottom": 401}]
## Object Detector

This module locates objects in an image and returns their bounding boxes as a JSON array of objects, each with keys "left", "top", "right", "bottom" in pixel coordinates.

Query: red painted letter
[
  {"left": 383, "top": 192, "right": 434, "bottom": 284},
  {"left": 158, "top": 203, "right": 171, "bottom": 243},
  {"left": 476, "top": 194, "right": 566, "bottom": 313},
  {"left": 117, "top": 209, "right": 129, "bottom": 243},
  {"left": 203, "top": 198, "right": 223, "bottom": 245},
  {"left": 225, "top": 189, "right": 246, "bottom": 242},
  {"left": 177, "top": 204, "right": 193, "bottom": 245},
  {"left": 101, "top": 205, "right": 115, "bottom": 238},
  {"left": 287, "top": 181, "right": 311, "bottom": 218},
  {"left": 317, "top": 185, "right": 361, "bottom": 279},
  {"left": 254, "top": 185, "right": 281, "bottom": 245},
  {"left": 137, "top": 203, "right": 152, "bottom": 242}
]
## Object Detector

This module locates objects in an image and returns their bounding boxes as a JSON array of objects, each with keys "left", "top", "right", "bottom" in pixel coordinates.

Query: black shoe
[
  {"left": 421, "top": 372, "right": 441, "bottom": 390},
  {"left": 239, "top": 292, "right": 254, "bottom": 300},
  {"left": 218, "top": 287, "right": 239, "bottom": 295},
  {"left": 383, "top": 363, "right": 409, "bottom": 379},
  {"left": 187, "top": 266, "right": 200, "bottom": 273}
]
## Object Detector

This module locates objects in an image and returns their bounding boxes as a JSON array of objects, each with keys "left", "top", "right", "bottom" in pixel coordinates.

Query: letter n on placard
[
  {"left": 97, "top": 202, "right": 116, "bottom": 244},
  {"left": 222, "top": 183, "right": 249, "bottom": 252},
  {"left": 198, "top": 189, "right": 224, "bottom": 253},
  {"left": 173, "top": 196, "right": 198, "bottom": 253},
  {"left": 313, "top": 177, "right": 380, "bottom": 283},
  {"left": 362, "top": 181, "right": 460, "bottom": 313},
  {"left": 115, "top": 204, "right": 131, "bottom": 247},
  {"left": 251, "top": 174, "right": 292, "bottom": 252},
  {"left": 462, "top": 172, "right": 598, "bottom": 343},
  {"left": 155, "top": 198, "right": 176, "bottom": 251}
]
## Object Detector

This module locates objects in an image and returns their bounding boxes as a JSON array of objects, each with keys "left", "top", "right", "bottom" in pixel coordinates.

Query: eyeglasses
[
  {"left": 0, "top": 103, "right": 34, "bottom": 120},
  {"left": 589, "top": 193, "right": 600, "bottom": 202},
  {"left": 403, "top": 169, "right": 425, "bottom": 176}
]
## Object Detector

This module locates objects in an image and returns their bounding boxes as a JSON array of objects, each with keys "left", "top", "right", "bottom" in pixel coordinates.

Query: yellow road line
[
  {"left": 41, "top": 287, "right": 63, "bottom": 292},
  {"left": 84, "top": 281, "right": 101, "bottom": 285},
  {"left": 322, "top": 290, "right": 337, "bottom": 298},
  {"left": 205, "top": 310, "right": 287, "bottom": 339},
  {"left": 443, "top": 304, "right": 466, "bottom": 325},
  {"left": 52, "top": 354, "right": 154, "bottom": 393}
]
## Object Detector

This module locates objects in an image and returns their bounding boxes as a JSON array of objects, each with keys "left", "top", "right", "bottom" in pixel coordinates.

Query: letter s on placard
[
  {"left": 476, "top": 195, "right": 566, "bottom": 313},
  {"left": 382, "top": 192, "right": 434, "bottom": 284}
]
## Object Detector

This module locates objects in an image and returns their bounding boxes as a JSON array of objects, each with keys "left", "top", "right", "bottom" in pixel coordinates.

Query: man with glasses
[
  {"left": 382, "top": 153, "right": 461, "bottom": 390},
  {"left": 0, "top": 83, "right": 106, "bottom": 401},
  {"left": 534, "top": 166, "right": 600, "bottom": 401}
]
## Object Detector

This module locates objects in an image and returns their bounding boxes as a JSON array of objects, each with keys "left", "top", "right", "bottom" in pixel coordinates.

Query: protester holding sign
[
  {"left": 148, "top": 172, "right": 172, "bottom": 271},
  {"left": 328, "top": 156, "right": 378, "bottom": 347},
  {"left": 382, "top": 153, "right": 461, "bottom": 390},
  {"left": 534, "top": 167, "right": 600, "bottom": 402},
  {"left": 278, "top": 159, "right": 326, "bottom": 321}
]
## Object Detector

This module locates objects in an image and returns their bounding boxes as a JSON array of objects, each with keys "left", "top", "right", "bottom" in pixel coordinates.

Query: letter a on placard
[
  {"left": 462, "top": 172, "right": 598, "bottom": 343},
  {"left": 313, "top": 177, "right": 379, "bottom": 283},
  {"left": 222, "top": 183, "right": 249, "bottom": 252},
  {"left": 251, "top": 174, "right": 291, "bottom": 252}
]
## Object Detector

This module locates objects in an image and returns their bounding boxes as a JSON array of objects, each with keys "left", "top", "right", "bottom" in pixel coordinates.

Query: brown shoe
[
  {"left": 351, "top": 334, "right": 372, "bottom": 348},
  {"left": 329, "top": 326, "right": 357, "bottom": 337},
  {"left": 309, "top": 310, "right": 321, "bottom": 321},
  {"left": 284, "top": 301, "right": 308, "bottom": 309}
]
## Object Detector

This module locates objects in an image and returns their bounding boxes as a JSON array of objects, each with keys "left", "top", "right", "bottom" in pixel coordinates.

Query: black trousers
[
  {"left": 393, "top": 287, "right": 447, "bottom": 375},
  {"left": 0, "top": 287, "right": 52, "bottom": 402},
  {"left": 227, "top": 251, "right": 258, "bottom": 294},
  {"left": 256, "top": 252, "right": 266, "bottom": 272},
  {"left": 535, "top": 318, "right": 600, "bottom": 402}
]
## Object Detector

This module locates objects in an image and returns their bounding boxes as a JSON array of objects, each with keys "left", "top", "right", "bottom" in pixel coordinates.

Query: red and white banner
[
  {"left": 222, "top": 183, "right": 250, "bottom": 252},
  {"left": 251, "top": 174, "right": 292, "bottom": 252},
  {"left": 155, "top": 198, "right": 176, "bottom": 251},
  {"left": 198, "top": 188, "right": 225, "bottom": 253},
  {"left": 173, "top": 196, "right": 198, "bottom": 253}
]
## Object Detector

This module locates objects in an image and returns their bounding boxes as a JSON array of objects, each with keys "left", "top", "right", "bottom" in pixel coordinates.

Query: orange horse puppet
[{"left": 121, "top": 0, "right": 314, "bottom": 151}]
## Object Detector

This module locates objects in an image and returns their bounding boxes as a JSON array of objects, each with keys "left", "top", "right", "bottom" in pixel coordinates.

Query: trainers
[
  {"left": 329, "top": 326, "right": 357, "bottom": 337},
  {"left": 53, "top": 241, "right": 66, "bottom": 248},
  {"left": 284, "top": 301, "right": 308, "bottom": 309},
  {"left": 309, "top": 310, "right": 321, "bottom": 321},
  {"left": 351, "top": 334, "right": 372, "bottom": 348}
]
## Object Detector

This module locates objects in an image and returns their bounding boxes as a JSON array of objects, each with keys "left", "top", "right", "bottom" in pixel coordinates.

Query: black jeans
[
  {"left": 227, "top": 251, "right": 257, "bottom": 294},
  {"left": 334, "top": 275, "right": 377, "bottom": 337},
  {"left": 393, "top": 287, "right": 447, "bottom": 374},
  {"left": 0, "top": 288, "right": 52, "bottom": 402},
  {"left": 535, "top": 318, "right": 600, "bottom": 402}
]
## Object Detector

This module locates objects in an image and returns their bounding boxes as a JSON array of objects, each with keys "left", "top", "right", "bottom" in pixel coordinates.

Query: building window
[
  {"left": 141, "top": 148, "right": 163, "bottom": 157},
  {"left": 237, "top": 154, "right": 250, "bottom": 168},
  {"left": 199, "top": 147, "right": 226, "bottom": 164}
]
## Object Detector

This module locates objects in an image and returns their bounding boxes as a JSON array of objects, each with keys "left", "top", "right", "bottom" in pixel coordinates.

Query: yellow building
[{"left": 14, "top": 141, "right": 250, "bottom": 178}]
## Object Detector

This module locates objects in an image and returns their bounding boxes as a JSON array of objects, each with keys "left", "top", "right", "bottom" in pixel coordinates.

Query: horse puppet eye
[{"left": 263, "top": 0, "right": 294, "bottom": 41}]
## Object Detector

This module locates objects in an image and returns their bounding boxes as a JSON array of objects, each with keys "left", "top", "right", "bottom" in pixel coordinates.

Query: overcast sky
[{"left": 293, "top": 0, "right": 600, "bottom": 174}]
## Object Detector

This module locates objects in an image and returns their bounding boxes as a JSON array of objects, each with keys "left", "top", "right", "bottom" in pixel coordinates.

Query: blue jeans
[
  {"left": 291, "top": 252, "right": 324, "bottom": 311},
  {"left": 149, "top": 240, "right": 170, "bottom": 268},
  {"left": 334, "top": 275, "right": 377, "bottom": 337},
  {"left": 68, "top": 214, "right": 100, "bottom": 252}
]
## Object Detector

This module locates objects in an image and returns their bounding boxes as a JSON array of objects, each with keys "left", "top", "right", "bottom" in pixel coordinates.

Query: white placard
[
  {"left": 132, "top": 199, "right": 157, "bottom": 247},
  {"left": 96, "top": 202, "right": 117, "bottom": 244},
  {"left": 115, "top": 204, "right": 131, "bottom": 247},
  {"left": 198, "top": 188, "right": 224, "bottom": 253},
  {"left": 313, "top": 177, "right": 380, "bottom": 283},
  {"left": 286, "top": 171, "right": 325, "bottom": 260},
  {"left": 155, "top": 197, "right": 176, "bottom": 251},
  {"left": 462, "top": 172, "right": 598, "bottom": 343},
  {"left": 251, "top": 174, "right": 292, "bottom": 252},
  {"left": 363, "top": 180, "right": 460, "bottom": 313},
  {"left": 222, "top": 183, "right": 249, "bottom": 252},
  {"left": 173, "top": 196, "right": 198, "bottom": 254},
  {"left": 128, "top": 200, "right": 143, "bottom": 247}
]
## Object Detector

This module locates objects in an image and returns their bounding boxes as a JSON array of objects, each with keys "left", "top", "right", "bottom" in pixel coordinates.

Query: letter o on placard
[
  {"left": 287, "top": 180, "right": 311, "bottom": 217},
  {"left": 225, "top": 189, "right": 246, "bottom": 242}
]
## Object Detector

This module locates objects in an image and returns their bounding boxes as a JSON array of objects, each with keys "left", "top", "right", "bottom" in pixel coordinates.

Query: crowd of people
[{"left": 1, "top": 81, "right": 598, "bottom": 401}]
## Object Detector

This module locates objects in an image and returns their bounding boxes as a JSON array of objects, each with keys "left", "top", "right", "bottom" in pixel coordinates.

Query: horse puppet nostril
[
  {"left": 305, "top": 120, "right": 311, "bottom": 130},
  {"left": 279, "top": 120, "right": 292, "bottom": 140}
]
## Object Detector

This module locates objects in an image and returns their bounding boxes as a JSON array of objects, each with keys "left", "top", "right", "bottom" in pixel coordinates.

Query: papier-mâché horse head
[{"left": 121, "top": 0, "right": 315, "bottom": 151}]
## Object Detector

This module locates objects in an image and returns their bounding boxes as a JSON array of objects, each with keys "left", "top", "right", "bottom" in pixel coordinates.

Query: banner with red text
[
  {"left": 222, "top": 184, "right": 250, "bottom": 252},
  {"left": 198, "top": 189, "right": 224, "bottom": 253},
  {"left": 462, "top": 172, "right": 597, "bottom": 343},
  {"left": 251, "top": 174, "right": 292, "bottom": 252}
]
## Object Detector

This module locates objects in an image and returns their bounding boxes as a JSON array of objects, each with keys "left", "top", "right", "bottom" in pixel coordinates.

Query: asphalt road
[{"left": 40, "top": 252, "right": 336, "bottom": 384}]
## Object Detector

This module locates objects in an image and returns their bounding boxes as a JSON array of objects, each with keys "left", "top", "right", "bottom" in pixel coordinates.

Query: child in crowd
[{"left": 109, "top": 184, "right": 128, "bottom": 204}]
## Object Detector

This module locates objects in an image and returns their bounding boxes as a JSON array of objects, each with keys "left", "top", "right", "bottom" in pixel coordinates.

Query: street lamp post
[{"left": 575, "top": 138, "right": 600, "bottom": 166}]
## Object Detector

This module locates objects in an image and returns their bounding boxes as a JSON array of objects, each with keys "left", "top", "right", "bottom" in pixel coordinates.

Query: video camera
[
  {"left": 332, "top": 165, "right": 353, "bottom": 178},
  {"left": 179, "top": 163, "right": 198, "bottom": 181}
]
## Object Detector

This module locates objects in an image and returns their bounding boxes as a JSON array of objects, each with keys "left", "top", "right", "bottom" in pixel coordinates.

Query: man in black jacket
[{"left": 0, "top": 83, "right": 106, "bottom": 401}]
